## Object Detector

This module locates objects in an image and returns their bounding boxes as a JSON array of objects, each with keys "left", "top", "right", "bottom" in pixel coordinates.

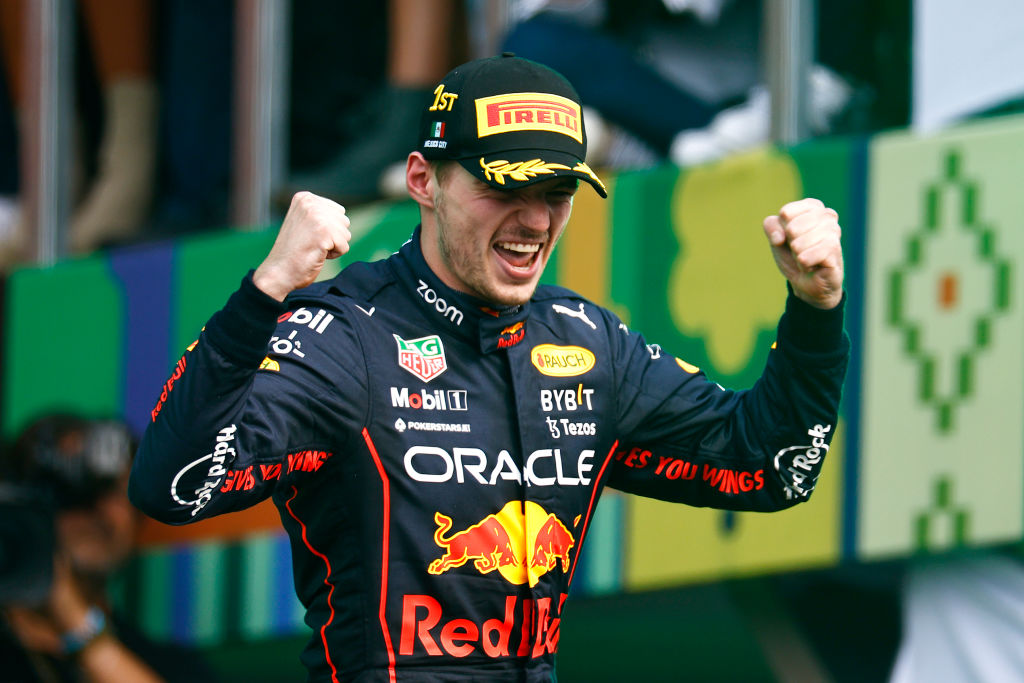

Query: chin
[
  {"left": 68, "top": 541, "right": 130, "bottom": 574},
  {"left": 489, "top": 282, "right": 537, "bottom": 307}
]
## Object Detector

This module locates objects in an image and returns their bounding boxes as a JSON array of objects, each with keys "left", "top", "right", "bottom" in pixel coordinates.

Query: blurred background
[{"left": 2, "top": 0, "right": 1024, "bottom": 680}]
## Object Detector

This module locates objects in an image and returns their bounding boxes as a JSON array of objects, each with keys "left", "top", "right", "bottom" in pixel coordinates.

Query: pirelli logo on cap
[{"left": 475, "top": 92, "right": 582, "bottom": 143}]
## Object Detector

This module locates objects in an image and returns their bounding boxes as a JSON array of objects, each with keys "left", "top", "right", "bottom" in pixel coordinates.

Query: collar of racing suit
[{"left": 387, "top": 227, "right": 533, "bottom": 354}]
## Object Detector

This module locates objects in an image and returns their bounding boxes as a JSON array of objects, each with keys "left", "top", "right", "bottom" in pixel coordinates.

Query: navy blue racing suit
[{"left": 129, "top": 227, "right": 849, "bottom": 682}]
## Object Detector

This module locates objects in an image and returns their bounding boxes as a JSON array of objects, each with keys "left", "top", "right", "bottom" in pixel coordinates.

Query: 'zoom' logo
[{"left": 417, "top": 280, "right": 463, "bottom": 325}]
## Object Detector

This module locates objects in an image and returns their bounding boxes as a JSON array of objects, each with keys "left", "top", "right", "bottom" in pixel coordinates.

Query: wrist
[
  {"left": 792, "top": 286, "right": 842, "bottom": 311},
  {"left": 781, "top": 285, "right": 846, "bottom": 352},
  {"left": 61, "top": 605, "right": 109, "bottom": 657},
  {"left": 253, "top": 263, "right": 292, "bottom": 302}
]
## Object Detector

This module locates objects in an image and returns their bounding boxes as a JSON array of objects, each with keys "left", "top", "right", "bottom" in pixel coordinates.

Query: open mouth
[{"left": 494, "top": 240, "right": 541, "bottom": 270}]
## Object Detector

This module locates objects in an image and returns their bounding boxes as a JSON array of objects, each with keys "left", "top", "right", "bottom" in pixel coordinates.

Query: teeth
[{"left": 497, "top": 241, "right": 540, "bottom": 253}]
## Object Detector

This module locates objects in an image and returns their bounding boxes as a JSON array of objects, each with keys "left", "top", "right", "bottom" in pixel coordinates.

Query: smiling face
[{"left": 420, "top": 162, "right": 578, "bottom": 306}]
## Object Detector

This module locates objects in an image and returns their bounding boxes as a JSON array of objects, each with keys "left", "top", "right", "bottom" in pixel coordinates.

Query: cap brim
[{"left": 457, "top": 150, "right": 607, "bottom": 198}]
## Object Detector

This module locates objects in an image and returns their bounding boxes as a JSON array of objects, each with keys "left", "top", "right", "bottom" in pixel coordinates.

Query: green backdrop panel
[
  {"left": 3, "top": 256, "right": 123, "bottom": 437},
  {"left": 173, "top": 229, "right": 278, "bottom": 358}
]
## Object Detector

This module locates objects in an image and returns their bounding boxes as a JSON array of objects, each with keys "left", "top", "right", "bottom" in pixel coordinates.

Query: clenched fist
[
  {"left": 762, "top": 198, "right": 844, "bottom": 310},
  {"left": 254, "top": 192, "right": 352, "bottom": 301}
]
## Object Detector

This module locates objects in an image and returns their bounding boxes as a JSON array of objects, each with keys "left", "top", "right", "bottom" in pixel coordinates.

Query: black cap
[
  {"left": 8, "top": 415, "right": 135, "bottom": 509},
  {"left": 417, "top": 53, "right": 607, "bottom": 198}
]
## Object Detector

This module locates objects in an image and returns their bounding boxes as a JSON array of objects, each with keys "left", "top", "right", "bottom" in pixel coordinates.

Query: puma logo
[{"left": 552, "top": 303, "right": 596, "bottom": 330}]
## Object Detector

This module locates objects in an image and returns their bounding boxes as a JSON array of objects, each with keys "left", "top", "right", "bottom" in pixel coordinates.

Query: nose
[{"left": 518, "top": 193, "right": 550, "bottom": 231}]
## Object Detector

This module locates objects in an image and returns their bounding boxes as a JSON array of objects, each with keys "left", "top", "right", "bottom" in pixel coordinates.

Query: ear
[{"left": 406, "top": 152, "right": 435, "bottom": 210}]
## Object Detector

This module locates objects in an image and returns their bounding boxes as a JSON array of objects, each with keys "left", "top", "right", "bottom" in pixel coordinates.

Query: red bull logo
[
  {"left": 151, "top": 354, "right": 188, "bottom": 421},
  {"left": 531, "top": 514, "right": 574, "bottom": 574},
  {"left": 428, "top": 501, "right": 575, "bottom": 587},
  {"left": 497, "top": 321, "right": 525, "bottom": 349},
  {"left": 399, "top": 592, "right": 567, "bottom": 659}
]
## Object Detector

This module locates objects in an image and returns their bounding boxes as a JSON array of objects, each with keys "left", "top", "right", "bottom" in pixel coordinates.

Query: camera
[
  {"left": 0, "top": 416, "right": 134, "bottom": 604},
  {"left": 0, "top": 483, "right": 55, "bottom": 604}
]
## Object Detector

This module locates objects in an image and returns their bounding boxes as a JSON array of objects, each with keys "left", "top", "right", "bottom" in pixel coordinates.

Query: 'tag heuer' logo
[
  {"left": 395, "top": 334, "right": 448, "bottom": 382},
  {"left": 475, "top": 92, "right": 582, "bottom": 143},
  {"left": 428, "top": 501, "right": 575, "bottom": 588},
  {"left": 531, "top": 344, "right": 595, "bottom": 377}
]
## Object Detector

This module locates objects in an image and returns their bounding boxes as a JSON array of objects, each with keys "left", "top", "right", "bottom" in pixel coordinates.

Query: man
[
  {"left": 1, "top": 414, "right": 214, "bottom": 682},
  {"left": 129, "top": 54, "right": 848, "bottom": 681}
]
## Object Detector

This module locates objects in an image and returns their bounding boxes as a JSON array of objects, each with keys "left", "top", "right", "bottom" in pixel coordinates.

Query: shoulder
[
  {"left": 530, "top": 284, "right": 625, "bottom": 336},
  {"left": 532, "top": 284, "right": 620, "bottom": 322},
  {"left": 532, "top": 283, "right": 586, "bottom": 304},
  {"left": 268, "top": 259, "right": 397, "bottom": 356},
  {"left": 284, "top": 257, "right": 396, "bottom": 313}
]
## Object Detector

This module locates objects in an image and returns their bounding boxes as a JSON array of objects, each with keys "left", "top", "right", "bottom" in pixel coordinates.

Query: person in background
[
  {"left": 0, "top": 414, "right": 214, "bottom": 683},
  {"left": 283, "top": 0, "right": 467, "bottom": 206},
  {"left": 0, "top": 0, "right": 158, "bottom": 262},
  {"left": 502, "top": 0, "right": 856, "bottom": 168}
]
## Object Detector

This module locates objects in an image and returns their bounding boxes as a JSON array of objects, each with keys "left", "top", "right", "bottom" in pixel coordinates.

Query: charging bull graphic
[
  {"left": 428, "top": 501, "right": 575, "bottom": 587},
  {"left": 531, "top": 514, "right": 574, "bottom": 573},
  {"left": 428, "top": 512, "right": 519, "bottom": 575}
]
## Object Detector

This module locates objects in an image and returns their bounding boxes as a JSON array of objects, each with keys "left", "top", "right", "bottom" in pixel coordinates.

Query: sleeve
[
  {"left": 127, "top": 273, "right": 368, "bottom": 524},
  {"left": 606, "top": 288, "right": 849, "bottom": 511}
]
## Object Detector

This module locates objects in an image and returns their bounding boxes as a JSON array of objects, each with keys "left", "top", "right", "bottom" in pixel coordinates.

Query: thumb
[{"left": 763, "top": 215, "right": 786, "bottom": 247}]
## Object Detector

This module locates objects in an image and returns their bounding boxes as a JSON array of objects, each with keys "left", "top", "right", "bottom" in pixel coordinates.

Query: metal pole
[
  {"left": 232, "top": 0, "right": 290, "bottom": 229},
  {"left": 468, "top": 0, "right": 509, "bottom": 59},
  {"left": 763, "top": 0, "right": 814, "bottom": 145},
  {"left": 22, "top": 0, "right": 73, "bottom": 265}
]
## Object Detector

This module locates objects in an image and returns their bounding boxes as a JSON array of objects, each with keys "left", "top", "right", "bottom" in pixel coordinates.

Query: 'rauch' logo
[
  {"left": 394, "top": 334, "right": 448, "bottom": 382},
  {"left": 530, "top": 344, "right": 595, "bottom": 377}
]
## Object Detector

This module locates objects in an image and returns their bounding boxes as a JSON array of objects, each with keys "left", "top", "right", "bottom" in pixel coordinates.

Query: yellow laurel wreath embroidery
[
  {"left": 479, "top": 157, "right": 570, "bottom": 185},
  {"left": 572, "top": 161, "right": 607, "bottom": 194}
]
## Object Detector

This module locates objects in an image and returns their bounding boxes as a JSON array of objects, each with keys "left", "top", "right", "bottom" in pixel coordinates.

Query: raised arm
[
  {"left": 128, "top": 193, "right": 362, "bottom": 523},
  {"left": 607, "top": 198, "right": 849, "bottom": 510},
  {"left": 762, "top": 197, "right": 844, "bottom": 310}
]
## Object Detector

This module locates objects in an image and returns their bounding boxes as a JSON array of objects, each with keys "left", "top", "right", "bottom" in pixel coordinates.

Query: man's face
[
  {"left": 422, "top": 164, "right": 577, "bottom": 306},
  {"left": 56, "top": 472, "right": 137, "bottom": 578}
]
